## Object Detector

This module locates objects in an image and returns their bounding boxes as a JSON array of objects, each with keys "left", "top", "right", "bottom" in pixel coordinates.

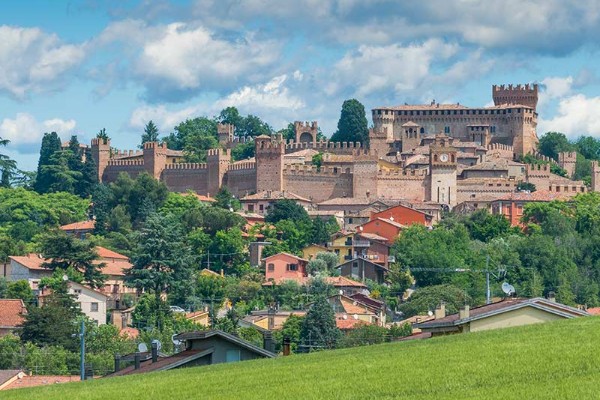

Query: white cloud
[
  {"left": 328, "top": 39, "right": 459, "bottom": 98},
  {"left": 215, "top": 75, "right": 304, "bottom": 111},
  {"left": 129, "top": 104, "right": 205, "bottom": 132},
  {"left": 0, "top": 26, "right": 86, "bottom": 99},
  {"left": 538, "top": 94, "right": 600, "bottom": 138},
  {"left": 0, "top": 113, "right": 76, "bottom": 151}
]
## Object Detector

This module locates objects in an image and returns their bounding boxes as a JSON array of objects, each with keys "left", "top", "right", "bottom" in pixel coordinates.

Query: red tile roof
[
  {"left": 325, "top": 276, "right": 367, "bottom": 288},
  {"left": 336, "top": 318, "right": 371, "bottom": 330},
  {"left": 0, "top": 299, "right": 27, "bottom": 328},
  {"left": 491, "top": 190, "right": 570, "bottom": 202},
  {"left": 96, "top": 246, "right": 129, "bottom": 260},
  {"left": 59, "top": 220, "right": 95, "bottom": 231},
  {"left": 3, "top": 374, "right": 80, "bottom": 390}
]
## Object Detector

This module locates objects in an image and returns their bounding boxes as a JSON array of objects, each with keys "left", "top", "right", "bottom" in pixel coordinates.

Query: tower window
[{"left": 444, "top": 126, "right": 450, "bottom": 134}]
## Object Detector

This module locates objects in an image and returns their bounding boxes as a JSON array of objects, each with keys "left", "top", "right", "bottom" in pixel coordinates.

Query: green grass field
[{"left": 5, "top": 317, "right": 600, "bottom": 400}]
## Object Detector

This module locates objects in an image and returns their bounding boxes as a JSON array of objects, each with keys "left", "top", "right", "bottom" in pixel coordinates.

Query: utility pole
[
  {"left": 486, "top": 255, "right": 491, "bottom": 305},
  {"left": 79, "top": 319, "right": 85, "bottom": 381}
]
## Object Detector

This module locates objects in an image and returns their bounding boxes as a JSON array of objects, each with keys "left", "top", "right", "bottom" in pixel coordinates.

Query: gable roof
[
  {"left": 416, "top": 298, "right": 589, "bottom": 329},
  {"left": 60, "top": 220, "right": 95, "bottom": 231},
  {"left": 263, "top": 252, "right": 308, "bottom": 263},
  {"left": 108, "top": 349, "right": 213, "bottom": 377},
  {"left": 241, "top": 190, "right": 311, "bottom": 203},
  {"left": 335, "top": 257, "right": 389, "bottom": 272},
  {"left": 174, "top": 329, "right": 276, "bottom": 358},
  {"left": 0, "top": 300, "right": 26, "bottom": 328},
  {"left": 96, "top": 246, "right": 129, "bottom": 260}
]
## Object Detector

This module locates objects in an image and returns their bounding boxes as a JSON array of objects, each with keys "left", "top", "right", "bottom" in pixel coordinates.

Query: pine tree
[
  {"left": 0, "top": 136, "right": 17, "bottom": 188},
  {"left": 330, "top": 99, "right": 369, "bottom": 146},
  {"left": 300, "top": 292, "right": 341, "bottom": 351},
  {"left": 34, "top": 132, "right": 62, "bottom": 193},
  {"left": 77, "top": 148, "right": 98, "bottom": 198},
  {"left": 140, "top": 120, "right": 160, "bottom": 147}
]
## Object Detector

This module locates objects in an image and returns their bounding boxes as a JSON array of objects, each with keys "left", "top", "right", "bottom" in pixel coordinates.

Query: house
[
  {"left": 302, "top": 244, "right": 330, "bottom": 261},
  {"left": 352, "top": 232, "right": 393, "bottom": 266},
  {"left": 489, "top": 190, "right": 570, "bottom": 226},
  {"left": 326, "top": 231, "right": 355, "bottom": 264},
  {"left": 39, "top": 281, "right": 108, "bottom": 325},
  {"left": 264, "top": 253, "right": 308, "bottom": 283},
  {"left": 325, "top": 276, "right": 368, "bottom": 296},
  {"left": 336, "top": 257, "right": 388, "bottom": 284},
  {"left": 0, "top": 370, "right": 79, "bottom": 391},
  {"left": 326, "top": 294, "right": 383, "bottom": 328},
  {"left": 110, "top": 330, "right": 275, "bottom": 377},
  {"left": 357, "top": 218, "right": 405, "bottom": 244},
  {"left": 369, "top": 204, "right": 433, "bottom": 227},
  {"left": 415, "top": 297, "right": 589, "bottom": 336},
  {"left": 2, "top": 247, "right": 136, "bottom": 309},
  {"left": 240, "top": 190, "right": 312, "bottom": 215},
  {"left": 60, "top": 220, "right": 95, "bottom": 239},
  {"left": 0, "top": 300, "right": 27, "bottom": 337},
  {"left": 111, "top": 306, "right": 135, "bottom": 330},
  {"left": 242, "top": 310, "right": 307, "bottom": 331},
  {"left": 185, "top": 310, "right": 211, "bottom": 327}
]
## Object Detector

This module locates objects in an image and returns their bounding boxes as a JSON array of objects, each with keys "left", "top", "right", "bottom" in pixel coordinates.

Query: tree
[
  {"left": 397, "top": 284, "right": 472, "bottom": 318},
  {"left": 538, "top": 132, "right": 574, "bottom": 160},
  {"left": 34, "top": 132, "right": 62, "bottom": 194},
  {"left": 463, "top": 209, "right": 518, "bottom": 242},
  {"left": 273, "top": 315, "right": 304, "bottom": 353},
  {"left": 77, "top": 149, "right": 98, "bottom": 197},
  {"left": 141, "top": 120, "right": 160, "bottom": 147},
  {"left": 300, "top": 291, "right": 340, "bottom": 351},
  {"left": 315, "top": 252, "right": 339, "bottom": 271},
  {"left": 214, "top": 187, "right": 241, "bottom": 211},
  {"left": 517, "top": 182, "right": 536, "bottom": 192},
  {"left": 39, "top": 230, "right": 106, "bottom": 288},
  {"left": 164, "top": 118, "right": 218, "bottom": 162},
  {"left": 0, "top": 136, "right": 18, "bottom": 188},
  {"left": 575, "top": 136, "right": 600, "bottom": 160},
  {"left": 311, "top": 153, "right": 323, "bottom": 171},
  {"left": 20, "top": 279, "right": 83, "bottom": 352},
  {"left": 218, "top": 107, "right": 243, "bottom": 132},
  {"left": 96, "top": 128, "right": 109, "bottom": 140},
  {"left": 126, "top": 213, "right": 195, "bottom": 328},
  {"left": 41, "top": 150, "right": 83, "bottom": 194},
  {"left": 265, "top": 199, "right": 310, "bottom": 224},
  {"left": 330, "top": 99, "right": 369, "bottom": 145},
  {"left": 5, "top": 280, "right": 34, "bottom": 303},
  {"left": 307, "top": 259, "right": 328, "bottom": 276}
]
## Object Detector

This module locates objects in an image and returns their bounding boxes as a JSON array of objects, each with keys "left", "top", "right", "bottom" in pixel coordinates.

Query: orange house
[
  {"left": 357, "top": 218, "right": 404, "bottom": 245},
  {"left": 490, "top": 191, "right": 569, "bottom": 226},
  {"left": 264, "top": 253, "right": 308, "bottom": 282},
  {"left": 370, "top": 204, "right": 433, "bottom": 227}
]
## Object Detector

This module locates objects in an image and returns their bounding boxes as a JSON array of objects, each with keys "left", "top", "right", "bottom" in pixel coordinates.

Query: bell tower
[{"left": 428, "top": 135, "right": 457, "bottom": 207}]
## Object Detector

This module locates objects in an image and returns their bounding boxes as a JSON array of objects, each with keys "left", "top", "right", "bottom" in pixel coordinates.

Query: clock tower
[{"left": 428, "top": 134, "right": 457, "bottom": 207}]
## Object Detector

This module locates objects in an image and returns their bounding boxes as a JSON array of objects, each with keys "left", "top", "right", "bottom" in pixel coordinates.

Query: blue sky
[{"left": 1, "top": 0, "right": 600, "bottom": 170}]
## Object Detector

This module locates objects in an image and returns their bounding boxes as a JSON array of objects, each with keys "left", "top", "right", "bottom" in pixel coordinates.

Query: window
[
  {"left": 348, "top": 217, "right": 353, "bottom": 224},
  {"left": 259, "top": 204, "right": 264, "bottom": 212},
  {"left": 444, "top": 126, "right": 450, "bottom": 134},
  {"left": 351, "top": 262, "right": 359, "bottom": 278},
  {"left": 268, "top": 263, "right": 275, "bottom": 272},
  {"left": 287, "top": 263, "right": 298, "bottom": 271},
  {"left": 248, "top": 204, "right": 255, "bottom": 212},
  {"left": 225, "top": 349, "right": 241, "bottom": 363},
  {"left": 91, "top": 302, "right": 99, "bottom": 312}
]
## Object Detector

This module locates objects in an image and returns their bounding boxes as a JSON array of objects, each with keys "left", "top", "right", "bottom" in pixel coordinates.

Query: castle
[{"left": 90, "top": 84, "right": 592, "bottom": 210}]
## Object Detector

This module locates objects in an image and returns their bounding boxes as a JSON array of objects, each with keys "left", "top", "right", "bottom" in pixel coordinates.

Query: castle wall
[
  {"left": 285, "top": 140, "right": 363, "bottom": 155},
  {"left": 103, "top": 161, "right": 146, "bottom": 182},
  {"left": 456, "top": 180, "right": 516, "bottom": 204},
  {"left": 161, "top": 164, "right": 209, "bottom": 193},
  {"left": 225, "top": 162, "right": 257, "bottom": 197},
  {"left": 376, "top": 170, "right": 427, "bottom": 201},
  {"left": 283, "top": 166, "right": 353, "bottom": 203}
]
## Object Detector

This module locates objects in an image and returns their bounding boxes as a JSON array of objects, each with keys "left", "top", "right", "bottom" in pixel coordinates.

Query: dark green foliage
[
  {"left": 141, "top": 120, "right": 160, "bottom": 147},
  {"left": 516, "top": 182, "right": 536, "bottom": 192},
  {"left": 0, "top": 136, "right": 18, "bottom": 188},
  {"left": 265, "top": 199, "right": 310, "bottom": 224},
  {"left": 462, "top": 209, "right": 519, "bottom": 242},
  {"left": 39, "top": 230, "right": 106, "bottom": 288},
  {"left": 96, "top": 128, "right": 109, "bottom": 140},
  {"left": 311, "top": 152, "right": 323, "bottom": 171},
  {"left": 214, "top": 187, "right": 241, "bottom": 211},
  {"left": 575, "top": 136, "right": 600, "bottom": 160},
  {"left": 273, "top": 315, "right": 304, "bottom": 353},
  {"left": 330, "top": 99, "right": 369, "bottom": 145},
  {"left": 300, "top": 288, "right": 341, "bottom": 350},
  {"left": 164, "top": 117, "right": 218, "bottom": 162},
  {"left": 538, "top": 131, "right": 574, "bottom": 160},
  {"left": 34, "top": 132, "right": 62, "bottom": 194},
  {"left": 398, "top": 284, "right": 472, "bottom": 318},
  {"left": 20, "top": 280, "right": 83, "bottom": 352},
  {"left": 231, "top": 141, "right": 255, "bottom": 161},
  {"left": 5, "top": 280, "right": 34, "bottom": 303}
]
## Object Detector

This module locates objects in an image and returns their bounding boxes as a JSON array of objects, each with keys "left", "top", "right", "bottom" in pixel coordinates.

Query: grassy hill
[{"left": 5, "top": 317, "right": 600, "bottom": 400}]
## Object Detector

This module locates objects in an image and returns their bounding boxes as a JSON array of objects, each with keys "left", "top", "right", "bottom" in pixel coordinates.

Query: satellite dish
[
  {"left": 62, "top": 274, "right": 69, "bottom": 281},
  {"left": 151, "top": 339, "right": 162, "bottom": 351},
  {"left": 171, "top": 334, "right": 182, "bottom": 347},
  {"left": 339, "top": 290, "right": 343, "bottom": 296},
  {"left": 427, "top": 310, "right": 433, "bottom": 317},
  {"left": 343, "top": 314, "right": 348, "bottom": 320},
  {"left": 501, "top": 282, "right": 515, "bottom": 296},
  {"left": 389, "top": 216, "right": 394, "bottom": 221},
  {"left": 359, "top": 226, "right": 363, "bottom": 231},
  {"left": 138, "top": 343, "right": 148, "bottom": 353},
  {"left": 353, "top": 314, "right": 358, "bottom": 320}
]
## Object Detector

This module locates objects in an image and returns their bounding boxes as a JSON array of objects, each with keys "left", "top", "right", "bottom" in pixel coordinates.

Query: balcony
[
  {"left": 352, "top": 240, "right": 371, "bottom": 247},
  {"left": 344, "top": 255, "right": 353, "bottom": 261}
]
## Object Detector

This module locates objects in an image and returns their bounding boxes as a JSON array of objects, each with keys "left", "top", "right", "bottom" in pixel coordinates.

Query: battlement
[
  {"left": 526, "top": 163, "right": 551, "bottom": 174},
  {"left": 294, "top": 121, "right": 318, "bottom": 130},
  {"left": 493, "top": 83, "right": 538, "bottom": 92},
  {"left": 143, "top": 142, "right": 167, "bottom": 150},
  {"left": 113, "top": 149, "right": 143, "bottom": 158},
  {"left": 228, "top": 161, "right": 256, "bottom": 171},
  {"left": 163, "top": 163, "right": 208, "bottom": 170},
  {"left": 487, "top": 143, "right": 513, "bottom": 151},
  {"left": 217, "top": 123, "right": 235, "bottom": 135},
  {"left": 283, "top": 165, "right": 351, "bottom": 176},
  {"left": 377, "top": 168, "right": 428, "bottom": 178},
  {"left": 558, "top": 152, "right": 577, "bottom": 161},
  {"left": 107, "top": 159, "right": 145, "bottom": 167},
  {"left": 285, "top": 140, "right": 363, "bottom": 151},
  {"left": 207, "top": 148, "right": 230, "bottom": 157},
  {"left": 492, "top": 83, "right": 538, "bottom": 109},
  {"left": 91, "top": 138, "right": 110, "bottom": 146}
]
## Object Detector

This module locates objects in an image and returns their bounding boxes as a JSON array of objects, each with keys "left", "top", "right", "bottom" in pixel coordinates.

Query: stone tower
[
  {"left": 352, "top": 151, "right": 379, "bottom": 200},
  {"left": 218, "top": 123, "right": 235, "bottom": 146},
  {"left": 428, "top": 135, "right": 458, "bottom": 207},
  {"left": 90, "top": 137, "right": 111, "bottom": 182},
  {"left": 294, "top": 121, "right": 318, "bottom": 144},
  {"left": 558, "top": 151, "right": 577, "bottom": 178},
  {"left": 591, "top": 161, "right": 600, "bottom": 193},
  {"left": 255, "top": 134, "right": 284, "bottom": 193},
  {"left": 143, "top": 142, "right": 167, "bottom": 180},
  {"left": 401, "top": 121, "right": 422, "bottom": 152},
  {"left": 492, "top": 84, "right": 538, "bottom": 110},
  {"left": 207, "top": 148, "right": 231, "bottom": 196}
]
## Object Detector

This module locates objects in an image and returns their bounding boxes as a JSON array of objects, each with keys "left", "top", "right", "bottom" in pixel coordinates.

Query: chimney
[
  {"left": 114, "top": 354, "right": 121, "bottom": 373},
  {"left": 282, "top": 337, "right": 291, "bottom": 356},
  {"left": 134, "top": 353, "right": 141, "bottom": 370},
  {"left": 434, "top": 302, "right": 446, "bottom": 319},
  {"left": 459, "top": 305, "right": 470, "bottom": 320},
  {"left": 547, "top": 291, "right": 556, "bottom": 303},
  {"left": 151, "top": 341, "right": 158, "bottom": 363},
  {"left": 263, "top": 331, "right": 274, "bottom": 353}
]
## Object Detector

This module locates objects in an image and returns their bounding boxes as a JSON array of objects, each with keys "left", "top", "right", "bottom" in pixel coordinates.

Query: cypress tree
[
  {"left": 34, "top": 132, "right": 62, "bottom": 193},
  {"left": 330, "top": 99, "right": 369, "bottom": 146}
]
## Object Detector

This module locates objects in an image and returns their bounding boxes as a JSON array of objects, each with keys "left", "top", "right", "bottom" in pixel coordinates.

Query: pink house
[{"left": 264, "top": 253, "right": 308, "bottom": 283}]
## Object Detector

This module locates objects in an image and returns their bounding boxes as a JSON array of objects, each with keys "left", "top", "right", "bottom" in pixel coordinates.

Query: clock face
[{"left": 440, "top": 153, "right": 449, "bottom": 162}]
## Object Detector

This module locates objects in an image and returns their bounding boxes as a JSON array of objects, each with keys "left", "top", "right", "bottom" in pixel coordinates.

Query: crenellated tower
[
  {"left": 143, "top": 142, "right": 167, "bottom": 179},
  {"left": 207, "top": 148, "right": 231, "bottom": 196},
  {"left": 428, "top": 135, "right": 457, "bottom": 207},
  {"left": 294, "top": 121, "right": 318, "bottom": 144},
  {"left": 558, "top": 151, "right": 577, "bottom": 178},
  {"left": 91, "top": 137, "right": 111, "bottom": 182},
  {"left": 492, "top": 83, "right": 538, "bottom": 110},
  {"left": 592, "top": 161, "right": 600, "bottom": 193},
  {"left": 218, "top": 123, "right": 235, "bottom": 146},
  {"left": 255, "top": 134, "right": 284, "bottom": 192}
]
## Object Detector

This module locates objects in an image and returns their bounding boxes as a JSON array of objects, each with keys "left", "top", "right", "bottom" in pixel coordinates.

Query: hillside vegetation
[{"left": 5, "top": 317, "right": 600, "bottom": 400}]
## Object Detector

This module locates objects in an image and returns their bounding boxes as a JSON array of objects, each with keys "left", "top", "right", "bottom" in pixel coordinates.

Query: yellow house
[
  {"left": 302, "top": 244, "right": 329, "bottom": 261},
  {"left": 327, "top": 232, "right": 355, "bottom": 264},
  {"left": 416, "top": 297, "right": 589, "bottom": 336}
]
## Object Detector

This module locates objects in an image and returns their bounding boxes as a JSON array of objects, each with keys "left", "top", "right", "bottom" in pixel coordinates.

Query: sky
[{"left": 1, "top": 0, "right": 600, "bottom": 170}]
